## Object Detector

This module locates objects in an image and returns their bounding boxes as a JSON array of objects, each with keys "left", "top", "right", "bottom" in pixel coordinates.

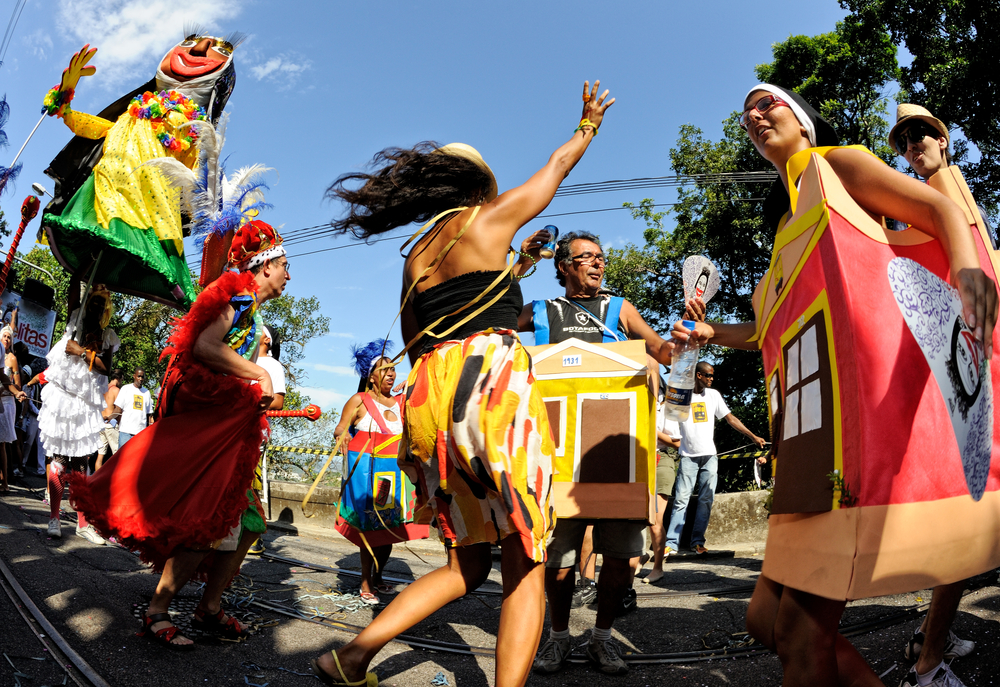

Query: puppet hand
[
  {"left": 581, "top": 80, "right": 614, "bottom": 130},
  {"left": 59, "top": 44, "right": 97, "bottom": 93},
  {"left": 671, "top": 320, "right": 713, "bottom": 346},
  {"left": 684, "top": 297, "right": 707, "bottom": 323},
  {"left": 954, "top": 267, "right": 998, "bottom": 359},
  {"left": 520, "top": 228, "right": 550, "bottom": 259}
]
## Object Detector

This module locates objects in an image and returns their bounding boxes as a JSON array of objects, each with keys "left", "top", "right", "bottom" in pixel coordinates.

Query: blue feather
[{"left": 350, "top": 339, "right": 395, "bottom": 378}]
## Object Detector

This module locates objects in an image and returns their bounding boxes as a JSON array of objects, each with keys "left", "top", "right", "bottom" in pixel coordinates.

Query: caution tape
[
  {"left": 718, "top": 450, "right": 769, "bottom": 460},
  {"left": 267, "top": 445, "right": 334, "bottom": 456}
]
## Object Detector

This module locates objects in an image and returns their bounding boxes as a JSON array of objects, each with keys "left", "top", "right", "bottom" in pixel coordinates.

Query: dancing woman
[
  {"left": 675, "top": 85, "right": 997, "bottom": 687},
  {"left": 311, "top": 81, "right": 613, "bottom": 687},
  {"left": 333, "top": 343, "right": 428, "bottom": 605}
]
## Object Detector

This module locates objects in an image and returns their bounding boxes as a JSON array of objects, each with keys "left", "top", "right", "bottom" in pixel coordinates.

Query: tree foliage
[
  {"left": 843, "top": 0, "right": 1000, "bottom": 216},
  {"left": 603, "top": 22, "right": 900, "bottom": 483}
]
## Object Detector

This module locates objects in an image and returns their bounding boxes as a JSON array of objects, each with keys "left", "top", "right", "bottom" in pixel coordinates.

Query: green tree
[
  {"left": 843, "top": 0, "right": 1000, "bottom": 216},
  {"left": 603, "top": 23, "right": 899, "bottom": 487}
]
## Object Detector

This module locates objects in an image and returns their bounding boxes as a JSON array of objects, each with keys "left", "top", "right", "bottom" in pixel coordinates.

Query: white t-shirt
[
  {"left": 257, "top": 356, "right": 286, "bottom": 396},
  {"left": 656, "top": 401, "right": 681, "bottom": 450},
  {"left": 678, "top": 387, "right": 730, "bottom": 457},
  {"left": 115, "top": 384, "right": 153, "bottom": 435}
]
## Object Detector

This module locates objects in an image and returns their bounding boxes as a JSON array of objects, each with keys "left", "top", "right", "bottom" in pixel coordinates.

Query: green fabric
[
  {"left": 241, "top": 489, "right": 266, "bottom": 534},
  {"left": 42, "top": 174, "right": 196, "bottom": 308}
]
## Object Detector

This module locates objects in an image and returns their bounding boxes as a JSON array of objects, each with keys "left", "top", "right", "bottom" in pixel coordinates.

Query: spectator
[
  {"left": 645, "top": 377, "right": 681, "bottom": 584},
  {"left": 0, "top": 324, "right": 21, "bottom": 485},
  {"left": 248, "top": 326, "right": 285, "bottom": 556},
  {"left": 664, "top": 362, "right": 765, "bottom": 556},
  {"left": 96, "top": 369, "right": 123, "bottom": 471},
  {"left": 890, "top": 103, "right": 977, "bottom": 687},
  {"left": 114, "top": 368, "right": 154, "bottom": 448}
]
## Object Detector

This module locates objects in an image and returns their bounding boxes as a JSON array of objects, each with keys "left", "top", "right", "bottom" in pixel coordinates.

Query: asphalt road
[{"left": 1, "top": 477, "right": 999, "bottom": 687}]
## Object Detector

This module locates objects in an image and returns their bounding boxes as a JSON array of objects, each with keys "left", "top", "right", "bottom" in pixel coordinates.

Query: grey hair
[{"left": 554, "top": 231, "right": 603, "bottom": 286}]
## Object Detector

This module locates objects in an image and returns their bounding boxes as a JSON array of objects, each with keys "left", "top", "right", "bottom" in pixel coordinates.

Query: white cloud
[
  {"left": 246, "top": 51, "right": 312, "bottom": 90},
  {"left": 297, "top": 386, "right": 349, "bottom": 409},
  {"left": 325, "top": 332, "right": 355, "bottom": 339},
  {"left": 55, "top": 0, "right": 243, "bottom": 88},
  {"left": 23, "top": 30, "right": 54, "bottom": 60},
  {"left": 313, "top": 364, "right": 356, "bottom": 376}
]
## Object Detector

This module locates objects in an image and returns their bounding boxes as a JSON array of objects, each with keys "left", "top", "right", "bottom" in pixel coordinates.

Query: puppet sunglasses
[
  {"left": 179, "top": 35, "right": 236, "bottom": 57},
  {"left": 739, "top": 94, "right": 790, "bottom": 130}
]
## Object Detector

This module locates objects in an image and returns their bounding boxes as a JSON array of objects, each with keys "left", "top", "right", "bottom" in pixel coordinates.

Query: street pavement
[{"left": 1, "top": 475, "right": 999, "bottom": 687}]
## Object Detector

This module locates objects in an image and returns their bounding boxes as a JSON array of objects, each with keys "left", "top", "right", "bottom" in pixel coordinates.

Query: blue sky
[{"left": 0, "top": 0, "right": 854, "bottom": 412}]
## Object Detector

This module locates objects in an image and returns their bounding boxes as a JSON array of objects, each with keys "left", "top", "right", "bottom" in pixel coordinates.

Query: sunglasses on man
[{"left": 895, "top": 123, "right": 940, "bottom": 154}]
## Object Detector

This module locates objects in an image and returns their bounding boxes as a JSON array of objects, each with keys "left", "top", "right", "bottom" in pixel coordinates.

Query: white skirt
[{"left": 38, "top": 336, "right": 104, "bottom": 457}]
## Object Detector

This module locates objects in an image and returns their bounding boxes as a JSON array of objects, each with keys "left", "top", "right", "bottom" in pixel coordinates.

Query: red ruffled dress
[{"left": 70, "top": 271, "right": 268, "bottom": 573}]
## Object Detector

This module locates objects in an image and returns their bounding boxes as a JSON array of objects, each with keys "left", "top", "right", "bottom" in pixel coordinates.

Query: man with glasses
[
  {"left": 518, "top": 230, "right": 675, "bottom": 676},
  {"left": 664, "top": 362, "right": 764, "bottom": 558},
  {"left": 890, "top": 104, "right": 978, "bottom": 687}
]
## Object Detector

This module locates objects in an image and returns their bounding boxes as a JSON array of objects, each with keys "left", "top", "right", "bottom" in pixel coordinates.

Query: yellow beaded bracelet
[{"left": 575, "top": 118, "right": 598, "bottom": 136}]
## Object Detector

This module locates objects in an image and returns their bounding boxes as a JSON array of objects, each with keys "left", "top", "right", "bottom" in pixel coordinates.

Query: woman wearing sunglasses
[{"left": 673, "top": 85, "right": 997, "bottom": 687}]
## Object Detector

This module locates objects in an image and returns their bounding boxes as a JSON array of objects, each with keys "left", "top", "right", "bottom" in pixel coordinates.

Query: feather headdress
[
  {"left": 0, "top": 95, "right": 22, "bottom": 197},
  {"left": 350, "top": 339, "right": 395, "bottom": 378},
  {"left": 138, "top": 112, "right": 273, "bottom": 284}
]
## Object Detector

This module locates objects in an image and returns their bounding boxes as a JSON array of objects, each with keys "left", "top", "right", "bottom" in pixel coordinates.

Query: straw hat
[
  {"left": 888, "top": 104, "right": 949, "bottom": 154},
  {"left": 434, "top": 143, "right": 498, "bottom": 201}
]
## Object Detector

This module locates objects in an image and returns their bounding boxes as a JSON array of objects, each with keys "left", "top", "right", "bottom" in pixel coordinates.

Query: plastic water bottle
[
  {"left": 663, "top": 320, "right": 700, "bottom": 422},
  {"left": 539, "top": 225, "right": 559, "bottom": 259}
]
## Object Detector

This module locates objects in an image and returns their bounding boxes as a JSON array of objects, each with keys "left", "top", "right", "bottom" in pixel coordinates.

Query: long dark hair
[{"left": 327, "top": 142, "right": 494, "bottom": 239}]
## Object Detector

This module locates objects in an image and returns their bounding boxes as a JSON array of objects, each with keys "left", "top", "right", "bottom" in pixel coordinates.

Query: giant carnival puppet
[
  {"left": 39, "top": 29, "right": 243, "bottom": 309},
  {"left": 71, "top": 218, "right": 288, "bottom": 648}
]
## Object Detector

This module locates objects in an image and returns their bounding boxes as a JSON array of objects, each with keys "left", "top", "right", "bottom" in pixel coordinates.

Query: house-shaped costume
[
  {"left": 525, "top": 338, "right": 656, "bottom": 523},
  {"left": 754, "top": 146, "right": 1000, "bottom": 600}
]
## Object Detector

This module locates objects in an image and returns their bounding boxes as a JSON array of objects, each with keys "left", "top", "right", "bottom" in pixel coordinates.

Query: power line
[{"left": 0, "top": 0, "right": 27, "bottom": 67}]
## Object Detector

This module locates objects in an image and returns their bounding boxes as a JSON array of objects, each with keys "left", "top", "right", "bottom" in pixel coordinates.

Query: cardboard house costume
[
  {"left": 754, "top": 146, "right": 1000, "bottom": 601},
  {"left": 525, "top": 338, "right": 656, "bottom": 523}
]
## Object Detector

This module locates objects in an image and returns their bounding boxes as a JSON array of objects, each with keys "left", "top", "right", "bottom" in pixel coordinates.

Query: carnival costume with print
[
  {"left": 400, "top": 256, "right": 557, "bottom": 563},
  {"left": 70, "top": 222, "right": 280, "bottom": 574},
  {"left": 753, "top": 140, "right": 1000, "bottom": 600},
  {"left": 38, "top": 289, "right": 119, "bottom": 457},
  {"left": 41, "top": 36, "right": 238, "bottom": 309}
]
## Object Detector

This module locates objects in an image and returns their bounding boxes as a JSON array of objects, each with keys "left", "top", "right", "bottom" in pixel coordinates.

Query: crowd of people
[{"left": 0, "top": 71, "right": 996, "bottom": 687}]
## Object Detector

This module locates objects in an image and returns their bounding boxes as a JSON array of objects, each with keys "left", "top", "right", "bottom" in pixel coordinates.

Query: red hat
[{"left": 228, "top": 220, "right": 285, "bottom": 271}]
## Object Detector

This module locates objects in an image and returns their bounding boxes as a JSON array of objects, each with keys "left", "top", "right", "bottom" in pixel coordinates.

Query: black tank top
[{"left": 412, "top": 271, "right": 523, "bottom": 355}]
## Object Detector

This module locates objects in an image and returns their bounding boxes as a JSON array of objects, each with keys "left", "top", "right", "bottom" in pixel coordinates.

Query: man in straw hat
[
  {"left": 70, "top": 219, "right": 289, "bottom": 650},
  {"left": 889, "top": 103, "right": 980, "bottom": 687}
]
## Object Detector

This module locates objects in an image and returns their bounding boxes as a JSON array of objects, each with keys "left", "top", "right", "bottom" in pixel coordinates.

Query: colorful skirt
[{"left": 400, "top": 329, "right": 556, "bottom": 562}]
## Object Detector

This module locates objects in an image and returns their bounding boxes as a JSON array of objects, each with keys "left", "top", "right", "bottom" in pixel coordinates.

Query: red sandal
[
  {"left": 192, "top": 607, "right": 249, "bottom": 640},
  {"left": 139, "top": 612, "right": 196, "bottom": 651}
]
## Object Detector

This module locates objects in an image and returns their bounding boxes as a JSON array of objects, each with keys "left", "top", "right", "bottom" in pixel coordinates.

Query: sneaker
[
  {"left": 75, "top": 525, "right": 105, "bottom": 545},
  {"left": 532, "top": 636, "right": 571, "bottom": 674},
  {"left": 616, "top": 588, "right": 637, "bottom": 617},
  {"left": 692, "top": 544, "right": 708, "bottom": 555},
  {"left": 571, "top": 578, "right": 597, "bottom": 608},
  {"left": 586, "top": 636, "right": 629, "bottom": 675},
  {"left": 664, "top": 545, "right": 676, "bottom": 556},
  {"left": 248, "top": 538, "right": 265, "bottom": 555},
  {"left": 47, "top": 518, "right": 61, "bottom": 538},
  {"left": 905, "top": 629, "right": 975, "bottom": 661},
  {"left": 12, "top": 468, "right": 21, "bottom": 477},
  {"left": 899, "top": 663, "right": 966, "bottom": 687}
]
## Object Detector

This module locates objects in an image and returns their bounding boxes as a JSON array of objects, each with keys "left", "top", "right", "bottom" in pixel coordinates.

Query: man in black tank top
[{"left": 517, "top": 231, "right": 675, "bottom": 676}]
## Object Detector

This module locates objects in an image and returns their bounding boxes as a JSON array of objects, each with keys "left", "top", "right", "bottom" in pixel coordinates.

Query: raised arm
[
  {"left": 476, "top": 81, "right": 614, "bottom": 242},
  {"left": 42, "top": 44, "right": 113, "bottom": 140}
]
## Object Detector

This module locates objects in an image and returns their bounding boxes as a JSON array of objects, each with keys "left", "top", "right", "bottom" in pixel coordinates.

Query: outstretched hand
[
  {"left": 954, "top": 267, "right": 998, "bottom": 359},
  {"left": 520, "top": 228, "right": 553, "bottom": 260},
  {"left": 581, "top": 80, "right": 614, "bottom": 130},
  {"left": 59, "top": 44, "right": 97, "bottom": 93}
]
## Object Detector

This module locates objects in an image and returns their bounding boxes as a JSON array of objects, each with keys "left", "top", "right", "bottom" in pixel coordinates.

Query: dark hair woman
[
  {"left": 333, "top": 341, "right": 428, "bottom": 606},
  {"left": 312, "top": 81, "right": 613, "bottom": 687},
  {"left": 674, "top": 84, "right": 997, "bottom": 687}
]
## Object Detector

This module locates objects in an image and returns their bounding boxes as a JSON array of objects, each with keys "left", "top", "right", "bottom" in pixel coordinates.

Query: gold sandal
[{"left": 311, "top": 650, "right": 378, "bottom": 686}]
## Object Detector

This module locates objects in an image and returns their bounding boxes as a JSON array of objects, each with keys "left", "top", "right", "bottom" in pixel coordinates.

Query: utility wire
[{"left": 0, "top": 0, "right": 27, "bottom": 67}]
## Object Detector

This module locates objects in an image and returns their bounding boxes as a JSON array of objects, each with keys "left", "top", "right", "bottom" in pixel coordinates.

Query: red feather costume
[{"left": 70, "top": 271, "right": 268, "bottom": 573}]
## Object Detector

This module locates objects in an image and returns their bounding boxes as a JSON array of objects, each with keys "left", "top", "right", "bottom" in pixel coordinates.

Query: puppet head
[
  {"left": 85, "top": 284, "right": 114, "bottom": 329},
  {"left": 156, "top": 28, "right": 244, "bottom": 122},
  {"left": 228, "top": 219, "right": 285, "bottom": 272}
]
